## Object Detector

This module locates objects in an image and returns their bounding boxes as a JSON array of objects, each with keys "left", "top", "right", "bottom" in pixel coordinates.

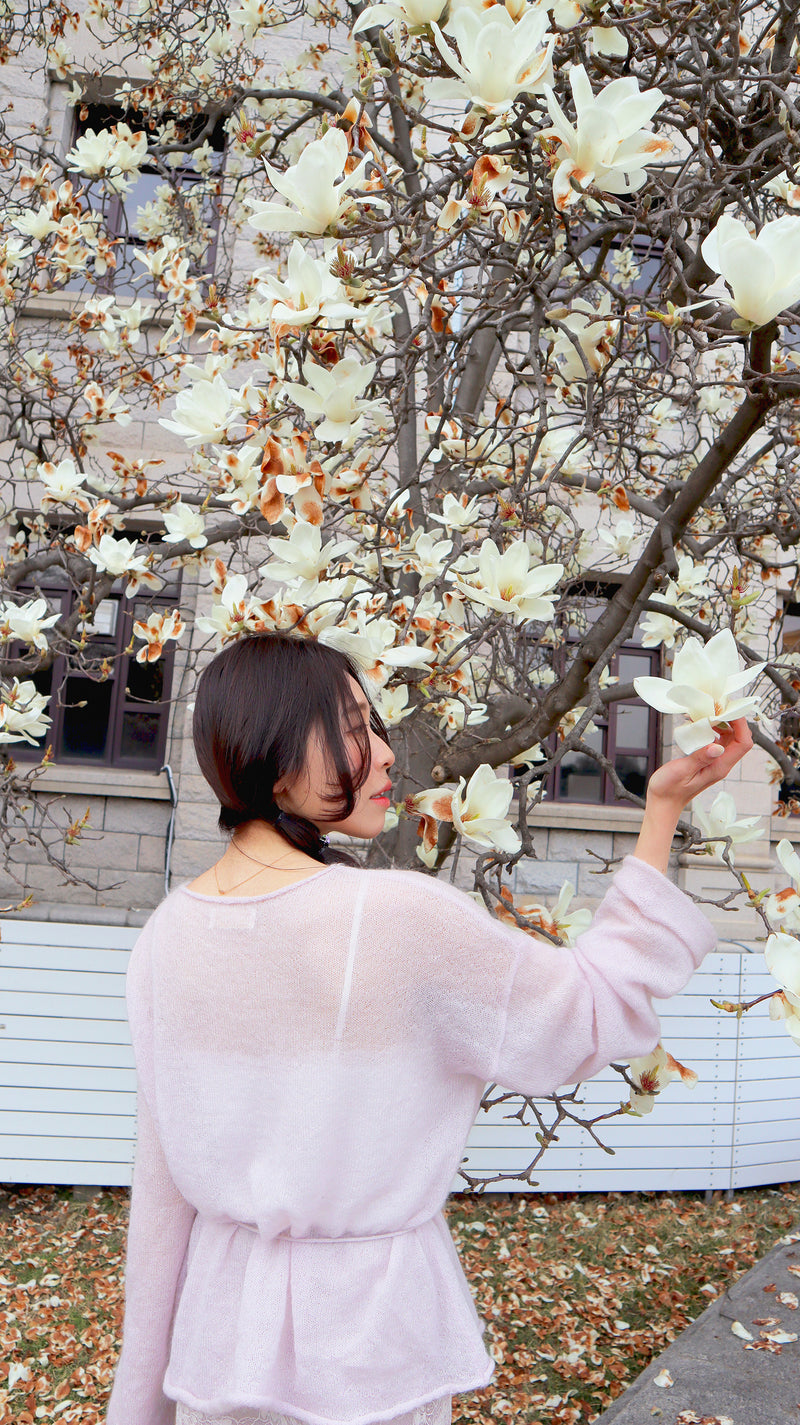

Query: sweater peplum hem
[{"left": 162, "top": 1210, "right": 493, "bottom": 1425}]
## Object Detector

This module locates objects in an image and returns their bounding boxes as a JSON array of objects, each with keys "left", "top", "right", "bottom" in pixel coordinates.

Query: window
[
  {"left": 70, "top": 99, "right": 226, "bottom": 297},
  {"left": 513, "top": 582, "right": 661, "bottom": 806},
  {"left": 777, "top": 601, "right": 800, "bottom": 814},
  {"left": 548, "top": 642, "right": 660, "bottom": 804},
  {"left": 4, "top": 567, "right": 182, "bottom": 771}
]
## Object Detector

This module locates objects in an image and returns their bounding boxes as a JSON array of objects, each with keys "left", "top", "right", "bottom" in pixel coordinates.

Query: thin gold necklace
[{"left": 212, "top": 835, "right": 311, "bottom": 896}]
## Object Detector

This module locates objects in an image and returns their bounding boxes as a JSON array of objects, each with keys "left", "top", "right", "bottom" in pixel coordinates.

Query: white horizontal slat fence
[
  {"left": 1, "top": 925, "right": 798, "bottom": 1192},
  {"left": 462, "top": 950, "right": 800, "bottom": 1193},
  {"left": 0, "top": 920, "right": 139, "bottom": 1187}
]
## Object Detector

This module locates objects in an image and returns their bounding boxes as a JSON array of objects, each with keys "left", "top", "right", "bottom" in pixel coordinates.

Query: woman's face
[{"left": 275, "top": 676, "right": 396, "bottom": 839}]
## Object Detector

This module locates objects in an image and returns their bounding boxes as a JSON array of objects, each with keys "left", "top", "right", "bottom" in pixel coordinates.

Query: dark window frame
[
  {"left": 513, "top": 581, "right": 662, "bottom": 807},
  {"left": 4, "top": 570, "right": 182, "bottom": 772},
  {"left": 777, "top": 599, "right": 800, "bottom": 813},
  {"left": 70, "top": 100, "right": 226, "bottom": 296}
]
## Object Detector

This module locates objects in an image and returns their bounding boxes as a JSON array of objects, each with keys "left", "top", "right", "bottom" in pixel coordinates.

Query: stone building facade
[{"left": 0, "top": 12, "right": 793, "bottom": 945}]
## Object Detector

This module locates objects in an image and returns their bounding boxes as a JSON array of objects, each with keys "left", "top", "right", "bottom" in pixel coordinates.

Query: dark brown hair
[{"left": 192, "top": 632, "right": 390, "bottom": 865}]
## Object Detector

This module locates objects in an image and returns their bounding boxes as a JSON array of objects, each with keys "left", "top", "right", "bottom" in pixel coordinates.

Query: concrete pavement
[{"left": 591, "top": 1226, "right": 800, "bottom": 1425}]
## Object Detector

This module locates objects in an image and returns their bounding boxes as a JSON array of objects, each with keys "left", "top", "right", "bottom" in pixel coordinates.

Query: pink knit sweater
[{"left": 105, "top": 855, "right": 716, "bottom": 1425}]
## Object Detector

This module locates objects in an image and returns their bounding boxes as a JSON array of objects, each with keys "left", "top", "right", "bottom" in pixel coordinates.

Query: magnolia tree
[{"left": 2, "top": 0, "right": 800, "bottom": 1185}]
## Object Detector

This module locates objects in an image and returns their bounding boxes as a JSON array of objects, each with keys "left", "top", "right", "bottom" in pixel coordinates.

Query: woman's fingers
[{"left": 686, "top": 719, "right": 753, "bottom": 787}]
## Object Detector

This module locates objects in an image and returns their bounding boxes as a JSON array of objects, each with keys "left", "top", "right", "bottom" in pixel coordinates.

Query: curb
[{"left": 591, "top": 1226, "right": 800, "bottom": 1425}]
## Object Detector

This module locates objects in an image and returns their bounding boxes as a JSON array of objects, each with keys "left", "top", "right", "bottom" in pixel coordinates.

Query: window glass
[
  {"left": 777, "top": 603, "right": 800, "bottom": 812},
  {"left": 617, "top": 651, "right": 652, "bottom": 682},
  {"left": 615, "top": 703, "right": 650, "bottom": 748},
  {"left": 518, "top": 582, "right": 660, "bottom": 805},
  {"left": 614, "top": 753, "right": 649, "bottom": 800},
  {"left": 120, "top": 711, "right": 160, "bottom": 760},
  {"left": 4, "top": 570, "right": 181, "bottom": 770},
  {"left": 558, "top": 743, "right": 604, "bottom": 803},
  {"left": 67, "top": 101, "right": 225, "bottom": 296},
  {"left": 61, "top": 674, "right": 113, "bottom": 760},
  {"left": 126, "top": 657, "right": 164, "bottom": 704}
]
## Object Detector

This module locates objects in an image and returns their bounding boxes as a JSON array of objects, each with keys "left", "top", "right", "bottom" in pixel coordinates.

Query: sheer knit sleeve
[
  {"left": 413, "top": 854, "right": 717, "bottom": 1098},
  {"left": 105, "top": 920, "right": 197, "bottom": 1425}
]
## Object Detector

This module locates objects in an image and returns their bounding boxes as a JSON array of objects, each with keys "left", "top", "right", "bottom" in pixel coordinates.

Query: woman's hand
[
  {"left": 632, "top": 718, "right": 754, "bottom": 875},
  {"left": 645, "top": 717, "right": 754, "bottom": 814}
]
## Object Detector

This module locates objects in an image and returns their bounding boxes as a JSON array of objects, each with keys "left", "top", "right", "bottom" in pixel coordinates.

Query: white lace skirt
[{"left": 174, "top": 1398, "right": 451, "bottom": 1425}]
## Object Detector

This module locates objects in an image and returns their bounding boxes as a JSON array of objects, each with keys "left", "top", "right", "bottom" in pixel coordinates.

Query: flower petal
[
  {"left": 674, "top": 717, "right": 717, "bottom": 754},
  {"left": 632, "top": 675, "right": 679, "bottom": 713}
]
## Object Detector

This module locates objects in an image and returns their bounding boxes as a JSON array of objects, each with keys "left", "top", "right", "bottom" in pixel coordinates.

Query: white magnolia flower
[
  {"left": 352, "top": 0, "right": 447, "bottom": 33},
  {"left": 453, "top": 538, "right": 564, "bottom": 625},
  {"left": 765, "top": 839, "right": 800, "bottom": 932},
  {"left": 428, "top": 492, "right": 482, "bottom": 530},
  {"left": 674, "top": 554, "right": 713, "bottom": 600},
  {"left": 407, "top": 783, "right": 457, "bottom": 867},
  {"left": 509, "top": 741, "right": 544, "bottom": 767},
  {"left": 162, "top": 500, "right": 208, "bottom": 549},
  {"left": 544, "top": 291, "right": 620, "bottom": 383},
  {"left": 536, "top": 425, "right": 589, "bottom": 473},
  {"left": 638, "top": 583, "right": 686, "bottom": 650},
  {"left": 768, "top": 982, "right": 800, "bottom": 1049},
  {"left": 434, "top": 696, "right": 488, "bottom": 734},
  {"left": 66, "top": 124, "right": 148, "bottom": 194},
  {"left": 0, "top": 677, "right": 52, "bottom": 745},
  {"left": 375, "top": 684, "right": 414, "bottom": 726},
  {"left": 627, "top": 1043, "right": 698, "bottom": 1116},
  {"left": 633, "top": 628, "right": 764, "bottom": 755},
  {"left": 246, "top": 128, "right": 371, "bottom": 236},
  {"left": 37, "top": 457, "right": 89, "bottom": 507},
  {"left": 159, "top": 375, "right": 235, "bottom": 446},
  {"left": 429, "top": 6, "right": 555, "bottom": 117},
  {"left": 409, "top": 763, "right": 521, "bottom": 862},
  {"left": 195, "top": 574, "right": 274, "bottom": 643},
  {"left": 0, "top": 598, "right": 60, "bottom": 651},
  {"left": 229, "top": 0, "right": 276, "bottom": 39},
  {"left": 693, "top": 790, "right": 764, "bottom": 863},
  {"left": 766, "top": 170, "right": 800, "bottom": 208},
  {"left": 10, "top": 204, "right": 59, "bottom": 241},
  {"left": 252, "top": 241, "right": 366, "bottom": 333},
  {"left": 518, "top": 881, "right": 592, "bottom": 947},
  {"left": 764, "top": 931, "right": 800, "bottom": 1015},
  {"left": 260, "top": 521, "right": 356, "bottom": 588},
  {"left": 701, "top": 214, "right": 800, "bottom": 328},
  {"left": 451, "top": 763, "right": 521, "bottom": 854},
  {"left": 597, "top": 517, "right": 636, "bottom": 558},
  {"left": 590, "top": 24, "right": 628, "bottom": 58},
  {"left": 404, "top": 528, "right": 453, "bottom": 589},
  {"left": 132, "top": 608, "right": 185, "bottom": 664},
  {"left": 542, "top": 64, "right": 670, "bottom": 211},
  {"left": 281, "top": 355, "right": 384, "bottom": 446},
  {"left": 697, "top": 384, "right": 734, "bottom": 422},
  {"left": 317, "top": 609, "right": 436, "bottom": 685},
  {"left": 86, "top": 534, "right": 161, "bottom": 595}
]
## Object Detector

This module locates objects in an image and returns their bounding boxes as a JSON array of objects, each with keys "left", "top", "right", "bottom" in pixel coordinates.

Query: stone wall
[{"left": 0, "top": 23, "right": 795, "bottom": 938}]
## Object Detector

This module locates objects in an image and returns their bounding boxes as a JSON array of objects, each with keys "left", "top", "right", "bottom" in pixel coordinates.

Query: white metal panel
[
  {"left": 0, "top": 920, "right": 140, "bottom": 947},
  {"left": 0, "top": 918, "right": 139, "bottom": 1184},
  {"left": 0, "top": 1014, "right": 133, "bottom": 1044},
  {"left": 1, "top": 990, "right": 127, "bottom": 1019},
  {"left": 0, "top": 1063, "right": 136, "bottom": 1091},
  {"left": 2, "top": 921, "right": 800, "bottom": 1193},
  {"left": 732, "top": 1161, "right": 800, "bottom": 1190},
  {"left": 0, "top": 1157, "right": 133, "bottom": 1187},
  {"left": 0, "top": 966, "right": 129, "bottom": 995},
  {"left": 0, "top": 944, "right": 133, "bottom": 972}
]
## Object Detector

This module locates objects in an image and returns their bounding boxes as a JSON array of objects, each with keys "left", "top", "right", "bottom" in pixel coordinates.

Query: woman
[{"left": 106, "top": 630, "right": 752, "bottom": 1425}]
